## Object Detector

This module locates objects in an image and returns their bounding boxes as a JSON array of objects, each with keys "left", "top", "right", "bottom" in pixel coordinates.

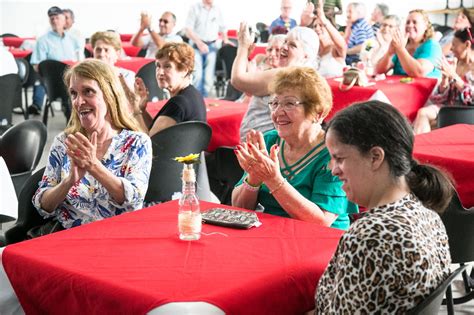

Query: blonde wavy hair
[
  {"left": 268, "top": 67, "right": 333, "bottom": 120},
  {"left": 90, "top": 31, "right": 122, "bottom": 51},
  {"left": 64, "top": 59, "right": 141, "bottom": 135},
  {"left": 408, "top": 9, "right": 435, "bottom": 42}
]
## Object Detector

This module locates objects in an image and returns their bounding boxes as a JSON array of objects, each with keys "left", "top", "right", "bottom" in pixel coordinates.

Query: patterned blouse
[
  {"left": 33, "top": 129, "right": 152, "bottom": 229},
  {"left": 430, "top": 70, "right": 474, "bottom": 106},
  {"left": 315, "top": 194, "right": 451, "bottom": 314}
]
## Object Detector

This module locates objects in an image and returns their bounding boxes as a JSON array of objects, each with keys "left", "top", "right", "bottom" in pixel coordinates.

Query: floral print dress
[{"left": 33, "top": 129, "right": 152, "bottom": 229}]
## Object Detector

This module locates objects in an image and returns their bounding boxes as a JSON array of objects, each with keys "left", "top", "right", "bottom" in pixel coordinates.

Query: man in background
[
  {"left": 63, "top": 8, "right": 83, "bottom": 42},
  {"left": 344, "top": 2, "right": 374, "bottom": 65},
  {"left": 370, "top": 4, "right": 389, "bottom": 33},
  {"left": 269, "top": 0, "right": 297, "bottom": 34},
  {"left": 29, "top": 6, "right": 83, "bottom": 120},
  {"left": 185, "top": 0, "right": 232, "bottom": 97},
  {"left": 131, "top": 11, "right": 182, "bottom": 59}
]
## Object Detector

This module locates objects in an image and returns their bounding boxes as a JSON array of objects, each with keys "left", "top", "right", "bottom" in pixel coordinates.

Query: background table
[
  {"left": 414, "top": 124, "right": 474, "bottom": 208},
  {"left": 327, "top": 75, "right": 438, "bottom": 121},
  {"left": 63, "top": 57, "right": 153, "bottom": 73},
  {"left": 9, "top": 48, "right": 32, "bottom": 59},
  {"left": 2, "top": 37, "right": 35, "bottom": 48},
  {"left": 3, "top": 200, "right": 343, "bottom": 315},
  {"left": 147, "top": 98, "right": 249, "bottom": 151}
]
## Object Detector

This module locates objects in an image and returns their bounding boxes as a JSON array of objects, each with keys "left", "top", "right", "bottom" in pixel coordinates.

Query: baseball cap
[{"left": 47, "top": 6, "right": 63, "bottom": 17}]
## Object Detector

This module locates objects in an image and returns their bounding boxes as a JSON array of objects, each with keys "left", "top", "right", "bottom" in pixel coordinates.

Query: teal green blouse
[{"left": 236, "top": 130, "right": 358, "bottom": 230}]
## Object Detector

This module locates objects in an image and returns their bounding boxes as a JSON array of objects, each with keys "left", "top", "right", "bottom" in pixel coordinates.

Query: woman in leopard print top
[{"left": 316, "top": 101, "right": 454, "bottom": 314}]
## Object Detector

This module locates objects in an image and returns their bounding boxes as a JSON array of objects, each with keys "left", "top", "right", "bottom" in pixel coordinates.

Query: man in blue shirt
[
  {"left": 344, "top": 2, "right": 374, "bottom": 65},
  {"left": 29, "top": 6, "right": 84, "bottom": 121},
  {"left": 269, "top": 0, "right": 297, "bottom": 34}
]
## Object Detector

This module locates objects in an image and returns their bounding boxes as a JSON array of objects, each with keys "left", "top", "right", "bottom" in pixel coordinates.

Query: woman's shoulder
[
  {"left": 118, "top": 129, "right": 151, "bottom": 144},
  {"left": 263, "top": 129, "right": 280, "bottom": 145}
]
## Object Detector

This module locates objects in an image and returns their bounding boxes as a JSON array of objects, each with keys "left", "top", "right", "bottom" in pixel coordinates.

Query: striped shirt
[{"left": 346, "top": 18, "right": 374, "bottom": 65}]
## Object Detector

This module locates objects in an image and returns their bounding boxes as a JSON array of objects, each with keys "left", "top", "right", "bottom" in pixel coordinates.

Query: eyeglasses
[
  {"left": 159, "top": 19, "right": 169, "bottom": 24},
  {"left": 268, "top": 97, "right": 304, "bottom": 111}
]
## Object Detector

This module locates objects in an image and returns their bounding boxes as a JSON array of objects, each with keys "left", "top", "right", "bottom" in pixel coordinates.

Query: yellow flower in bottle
[{"left": 174, "top": 153, "right": 200, "bottom": 164}]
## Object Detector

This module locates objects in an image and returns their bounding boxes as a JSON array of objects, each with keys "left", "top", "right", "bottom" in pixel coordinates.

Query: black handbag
[{"left": 202, "top": 208, "right": 261, "bottom": 229}]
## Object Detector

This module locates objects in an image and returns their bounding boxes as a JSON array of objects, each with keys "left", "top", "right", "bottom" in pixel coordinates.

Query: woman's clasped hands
[
  {"left": 234, "top": 130, "right": 282, "bottom": 188},
  {"left": 65, "top": 131, "right": 98, "bottom": 184}
]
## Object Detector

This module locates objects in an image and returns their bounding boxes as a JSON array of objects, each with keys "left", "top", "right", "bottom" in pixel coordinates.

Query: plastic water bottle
[{"left": 178, "top": 164, "right": 201, "bottom": 241}]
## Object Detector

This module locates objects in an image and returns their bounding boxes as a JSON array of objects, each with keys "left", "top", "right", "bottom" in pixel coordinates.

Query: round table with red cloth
[
  {"left": 414, "top": 124, "right": 474, "bottom": 208},
  {"left": 2, "top": 37, "right": 35, "bottom": 48},
  {"left": 9, "top": 48, "right": 32, "bottom": 59},
  {"left": 63, "top": 57, "right": 153, "bottom": 73},
  {"left": 249, "top": 44, "right": 267, "bottom": 60},
  {"left": 147, "top": 98, "right": 249, "bottom": 151},
  {"left": 327, "top": 75, "right": 438, "bottom": 122},
  {"left": 3, "top": 200, "right": 343, "bottom": 315}
]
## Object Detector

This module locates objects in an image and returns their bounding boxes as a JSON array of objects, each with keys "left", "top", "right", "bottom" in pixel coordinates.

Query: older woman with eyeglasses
[{"left": 232, "top": 67, "right": 358, "bottom": 230}]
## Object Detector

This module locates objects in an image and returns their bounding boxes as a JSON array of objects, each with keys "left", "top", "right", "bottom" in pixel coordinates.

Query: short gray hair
[{"left": 286, "top": 26, "right": 320, "bottom": 69}]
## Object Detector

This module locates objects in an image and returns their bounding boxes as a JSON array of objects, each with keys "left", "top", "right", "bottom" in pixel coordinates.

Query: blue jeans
[
  {"left": 33, "top": 83, "right": 45, "bottom": 108},
  {"left": 192, "top": 43, "right": 217, "bottom": 97}
]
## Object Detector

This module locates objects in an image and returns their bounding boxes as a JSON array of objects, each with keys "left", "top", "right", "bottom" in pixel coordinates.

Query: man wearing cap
[
  {"left": 185, "top": 0, "right": 233, "bottom": 97},
  {"left": 29, "top": 6, "right": 83, "bottom": 120},
  {"left": 130, "top": 11, "right": 182, "bottom": 59}
]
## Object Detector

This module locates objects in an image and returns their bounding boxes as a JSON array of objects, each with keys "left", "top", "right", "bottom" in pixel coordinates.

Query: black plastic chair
[
  {"left": 0, "top": 73, "right": 22, "bottom": 132},
  {"left": 256, "top": 22, "right": 269, "bottom": 43},
  {"left": 214, "top": 45, "right": 237, "bottom": 98},
  {"left": 136, "top": 61, "right": 167, "bottom": 101},
  {"left": 0, "top": 120, "right": 47, "bottom": 196},
  {"left": 145, "top": 121, "right": 212, "bottom": 203},
  {"left": 4, "top": 167, "right": 51, "bottom": 245},
  {"left": 38, "top": 60, "right": 70, "bottom": 125},
  {"left": 222, "top": 82, "right": 243, "bottom": 101},
  {"left": 206, "top": 146, "right": 244, "bottom": 205},
  {"left": 0, "top": 33, "right": 18, "bottom": 38},
  {"left": 408, "top": 265, "right": 466, "bottom": 315},
  {"left": 440, "top": 191, "right": 474, "bottom": 308},
  {"left": 437, "top": 106, "right": 474, "bottom": 128},
  {"left": 14, "top": 58, "right": 30, "bottom": 119}
]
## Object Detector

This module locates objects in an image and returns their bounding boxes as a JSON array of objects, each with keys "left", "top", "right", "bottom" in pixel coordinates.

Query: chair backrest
[
  {"left": 437, "top": 106, "right": 474, "bottom": 128},
  {"left": 216, "top": 45, "right": 237, "bottom": 81},
  {"left": 0, "top": 33, "right": 18, "bottom": 37},
  {"left": 145, "top": 121, "right": 212, "bottom": 203},
  {"left": 136, "top": 61, "right": 167, "bottom": 101},
  {"left": 38, "top": 60, "right": 70, "bottom": 102},
  {"left": 0, "top": 119, "right": 47, "bottom": 174},
  {"left": 15, "top": 58, "right": 30, "bottom": 85},
  {"left": 206, "top": 146, "right": 244, "bottom": 205},
  {"left": 441, "top": 191, "right": 474, "bottom": 264},
  {"left": 0, "top": 73, "right": 22, "bottom": 125},
  {"left": 4, "top": 167, "right": 51, "bottom": 245},
  {"left": 223, "top": 82, "right": 243, "bottom": 101},
  {"left": 408, "top": 265, "right": 466, "bottom": 315}
]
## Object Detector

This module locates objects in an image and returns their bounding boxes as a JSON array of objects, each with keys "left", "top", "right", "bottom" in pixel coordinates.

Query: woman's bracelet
[
  {"left": 269, "top": 178, "right": 287, "bottom": 195},
  {"left": 242, "top": 177, "right": 261, "bottom": 192}
]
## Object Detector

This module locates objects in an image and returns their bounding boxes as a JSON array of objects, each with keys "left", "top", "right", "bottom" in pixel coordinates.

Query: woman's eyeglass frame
[{"left": 268, "top": 97, "right": 305, "bottom": 112}]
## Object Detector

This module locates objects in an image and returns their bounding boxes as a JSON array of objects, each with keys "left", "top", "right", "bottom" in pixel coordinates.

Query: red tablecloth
[
  {"left": 147, "top": 98, "right": 249, "bottom": 151},
  {"left": 249, "top": 45, "right": 267, "bottom": 60},
  {"left": 2, "top": 37, "right": 35, "bottom": 48},
  {"left": 327, "top": 75, "right": 437, "bottom": 121},
  {"left": 414, "top": 124, "right": 474, "bottom": 208},
  {"left": 9, "top": 48, "right": 32, "bottom": 59},
  {"left": 3, "top": 200, "right": 342, "bottom": 315},
  {"left": 120, "top": 33, "right": 134, "bottom": 42},
  {"left": 63, "top": 57, "right": 153, "bottom": 73},
  {"left": 85, "top": 42, "right": 142, "bottom": 58}
]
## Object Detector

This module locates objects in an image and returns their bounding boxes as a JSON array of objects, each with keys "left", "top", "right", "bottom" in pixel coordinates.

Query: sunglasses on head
[{"left": 159, "top": 19, "right": 169, "bottom": 24}]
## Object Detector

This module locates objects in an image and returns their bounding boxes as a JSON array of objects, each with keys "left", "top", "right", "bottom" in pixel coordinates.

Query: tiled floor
[{"left": 9, "top": 102, "right": 474, "bottom": 315}]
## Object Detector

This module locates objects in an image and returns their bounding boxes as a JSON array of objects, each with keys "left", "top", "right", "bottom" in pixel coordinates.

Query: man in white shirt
[
  {"left": 131, "top": 11, "right": 182, "bottom": 59},
  {"left": 185, "top": 0, "right": 233, "bottom": 97},
  {"left": 63, "top": 8, "right": 84, "bottom": 44}
]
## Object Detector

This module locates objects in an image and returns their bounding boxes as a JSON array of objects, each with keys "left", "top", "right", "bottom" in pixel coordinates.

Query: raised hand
[
  {"left": 238, "top": 22, "right": 255, "bottom": 50},
  {"left": 140, "top": 12, "right": 151, "bottom": 30},
  {"left": 300, "top": 2, "right": 315, "bottom": 26}
]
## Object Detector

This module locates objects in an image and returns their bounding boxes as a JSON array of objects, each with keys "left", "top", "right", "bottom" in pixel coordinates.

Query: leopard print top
[{"left": 315, "top": 194, "right": 451, "bottom": 314}]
